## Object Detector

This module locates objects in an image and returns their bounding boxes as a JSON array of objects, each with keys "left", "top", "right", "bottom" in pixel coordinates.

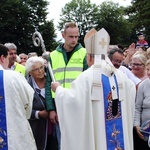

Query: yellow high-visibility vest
[
  {"left": 50, "top": 48, "right": 86, "bottom": 97},
  {"left": 14, "top": 63, "right": 26, "bottom": 76}
]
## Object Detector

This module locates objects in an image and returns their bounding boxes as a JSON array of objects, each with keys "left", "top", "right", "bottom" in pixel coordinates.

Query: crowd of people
[{"left": 0, "top": 22, "right": 150, "bottom": 150}]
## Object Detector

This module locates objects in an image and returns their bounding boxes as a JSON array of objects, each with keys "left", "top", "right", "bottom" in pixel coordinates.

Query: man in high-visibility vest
[{"left": 45, "top": 22, "right": 88, "bottom": 150}]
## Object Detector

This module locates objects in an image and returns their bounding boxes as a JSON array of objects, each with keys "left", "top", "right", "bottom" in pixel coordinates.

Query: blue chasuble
[
  {"left": 102, "top": 74, "right": 124, "bottom": 150},
  {"left": 0, "top": 70, "right": 8, "bottom": 149}
]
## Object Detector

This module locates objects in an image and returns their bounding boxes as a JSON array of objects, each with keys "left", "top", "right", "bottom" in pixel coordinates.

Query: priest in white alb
[
  {"left": 51, "top": 28, "right": 136, "bottom": 150},
  {"left": 0, "top": 44, "right": 37, "bottom": 150}
]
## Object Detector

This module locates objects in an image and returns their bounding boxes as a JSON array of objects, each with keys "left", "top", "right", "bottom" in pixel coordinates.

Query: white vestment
[
  {"left": 54, "top": 65, "right": 136, "bottom": 150},
  {"left": 0, "top": 66, "right": 37, "bottom": 150},
  {"left": 119, "top": 65, "right": 141, "bottom": 86}
]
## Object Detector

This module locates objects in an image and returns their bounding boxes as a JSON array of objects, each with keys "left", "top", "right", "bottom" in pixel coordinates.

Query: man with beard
[
  {"left": 108, "top": 48, "right": 141, "bottom": 86},
  {"left": 108, "top": 48, "right": 124, "bottom": 69}
]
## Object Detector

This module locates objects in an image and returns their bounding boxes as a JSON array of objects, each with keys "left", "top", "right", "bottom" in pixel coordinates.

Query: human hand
[
  {"left": 126, "top": 43, "right": 136, "bottom": 56},
  {"left": 51, "top": 82, "right": 61, "bottom": 92},
  {"left": 38, "top": 110, "right": 49, "bottom": 119},
  {"left": 49, "top": 110, "right": 59, "bottom": 125},
  {"left": 135, "top": 126, "right": 145, "bottom": 140}
]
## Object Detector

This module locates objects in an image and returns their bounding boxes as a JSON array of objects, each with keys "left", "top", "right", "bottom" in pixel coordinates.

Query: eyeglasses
[
  {"left": 111, "top": 58, "right": 123, "bottom": 64},
  {"left": 31, "top": 66, "right": 44, "bottom": 73},
  {"left": 131, "top": 63, "right": 144, "bottom": 67}
]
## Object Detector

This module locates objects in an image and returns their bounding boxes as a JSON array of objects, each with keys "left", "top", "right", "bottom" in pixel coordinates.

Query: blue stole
[
  {"left": 0, "top": 70, "right": 8, "bottom": 149},
  {"left": 102, "top": 74, "right": 124, "bottom": 150}
]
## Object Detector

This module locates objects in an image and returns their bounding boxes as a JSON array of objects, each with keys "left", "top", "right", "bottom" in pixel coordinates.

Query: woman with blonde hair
[
  {"left": 146, "top": 47, "right": 150, "bottom": 59},
  {"left": 133, "top": 59, "right": 150, "bottom": 150},
  {"left": 130, "top": 52, "right": 148, "bottom": 81}
]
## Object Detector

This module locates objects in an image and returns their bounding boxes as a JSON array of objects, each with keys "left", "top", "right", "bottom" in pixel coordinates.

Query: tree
[
  {"left": 0, "top": 0, "right": 57, "bottom": 55},
  {"left": 57, "top": 0, "right": 99, "bottom": 46},
  {"left": 57, "top": 0, "right": 133, "bottom": 47},
  {"left": 97, "top": 1, "right": 132, "bottom": 46},
  {"left": 32, "top": 21, "right": 57, "bottom": 55},
  {"left": 126, "top": 0, "right": 150, "bottom": 43}
]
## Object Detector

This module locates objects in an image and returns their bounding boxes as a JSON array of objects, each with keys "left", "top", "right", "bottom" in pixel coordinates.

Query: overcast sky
[{"left": 47, "top": 0, "right": 132, "bottom": 41}]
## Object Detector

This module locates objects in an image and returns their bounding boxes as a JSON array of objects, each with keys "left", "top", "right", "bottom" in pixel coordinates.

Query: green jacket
[{"left": 45, "top": 43, "right": 88, "bottom": 111}]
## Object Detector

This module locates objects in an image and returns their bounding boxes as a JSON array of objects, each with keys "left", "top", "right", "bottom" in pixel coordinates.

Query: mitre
[{"left": 84, "top": 28, "right": 110, "bottom": 55}]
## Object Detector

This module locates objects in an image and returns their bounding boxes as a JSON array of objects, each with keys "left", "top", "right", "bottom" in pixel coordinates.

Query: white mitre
[
  {"left": 84, "top": 28, "right": 109, "bottom": 55},
  {"left": 84, "top": 28, "right": 115, "bottom": 75},
  {"left": 84, "top": 29, "right": 124, "bottom": 101},
  {"left": 84, "top": 28, "right": 117, "bottom": 101}
]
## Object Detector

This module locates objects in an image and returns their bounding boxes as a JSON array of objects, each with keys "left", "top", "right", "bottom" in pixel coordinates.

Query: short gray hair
[
  {"left": 4, "top": 43, "right": 17, "bottom": 50},
  {"left": 25, "top": 56, "right": 45, "bottom": 73},
  {"left": 19, "top": 53, "right": 28, "bottom": 57}
]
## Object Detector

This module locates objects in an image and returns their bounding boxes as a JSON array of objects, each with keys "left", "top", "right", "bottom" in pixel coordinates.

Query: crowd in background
[{"left": 0, "top": 23, "right": 150, "bottom": 150}]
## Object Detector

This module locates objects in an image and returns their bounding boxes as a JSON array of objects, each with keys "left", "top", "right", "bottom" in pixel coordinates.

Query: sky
[{"left": 47, "top": 0, "right": 132, "bottom": 41}]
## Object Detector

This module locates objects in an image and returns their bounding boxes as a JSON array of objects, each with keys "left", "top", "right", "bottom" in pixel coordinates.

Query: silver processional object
[{"left": 32, "top": 29, "right": 55, "bottom": 82}]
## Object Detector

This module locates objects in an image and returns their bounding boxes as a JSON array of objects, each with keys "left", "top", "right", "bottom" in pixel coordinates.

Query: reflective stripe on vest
[{"left": 50, "top": 48, "right": 86, "bottom": 97}]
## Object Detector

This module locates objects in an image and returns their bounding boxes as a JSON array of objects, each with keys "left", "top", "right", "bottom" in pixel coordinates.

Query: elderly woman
[
  {"left": 130, "top": 52, "right": 148, "bottom": 81},
  {"left": 25, "top": 56, "right": 54, "bottom": 150}
]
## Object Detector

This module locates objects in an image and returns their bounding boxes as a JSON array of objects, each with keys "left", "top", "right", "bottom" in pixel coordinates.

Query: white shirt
[{"left": 119, "top": 65, "right": 141, "bottom": 85}]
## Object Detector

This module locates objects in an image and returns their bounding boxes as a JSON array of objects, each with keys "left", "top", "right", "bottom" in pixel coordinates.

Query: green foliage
[
  {"left": 97, "top": 1, "right": 132, "bottom": 46},
  {"left": 126, "top": 0, "right": 150, "bottom": 42},
  {"left": 57, "top": 0, "right": 133, "bottom": 47},
  {"left": 58, "top": 0, "right": 99, "bottom": 46},
  {"left": 39, "top": 22, "right": 57, "bottom": 52},
  {"left": 0, "top": 0, "right": 57, "bottom": 55}
]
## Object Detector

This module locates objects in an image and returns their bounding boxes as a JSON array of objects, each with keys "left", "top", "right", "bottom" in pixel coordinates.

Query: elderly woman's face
[
  {"left": 29, "top": 62, "right": 45, "bottom": 79},
  {"left": 131, "top": 58, "right": 145, "bottom": 75}
]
